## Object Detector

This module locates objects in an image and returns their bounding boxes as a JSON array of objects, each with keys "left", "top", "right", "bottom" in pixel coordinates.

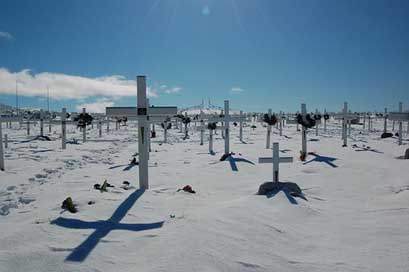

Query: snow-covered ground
[{"left": 0, "top": 118, "right": 408, "bottom": 272}]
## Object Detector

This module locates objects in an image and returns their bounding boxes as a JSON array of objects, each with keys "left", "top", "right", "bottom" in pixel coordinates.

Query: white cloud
[
  {"left": 0, "top": 68, "right": 158, "bottom": 100},
  {"left": 230, "top": 87, "right": 244, "bottom": 94},
  {"left": 0, "top": 31, "right": 13, "bottom": 40},
  {"left": 76, "top": 98, "right": 114, "bottom": 113},
  {"left": 164, "top": 87, "right": 182, "bottom": 94}
]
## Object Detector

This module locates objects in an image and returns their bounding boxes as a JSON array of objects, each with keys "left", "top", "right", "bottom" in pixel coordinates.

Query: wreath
[
  {"left": 263, "top": 113, "right": 278, "bottom": 126},
  {"left": 161, "top": 122, "right": 172, "bottom": 130},
  {"left": 207, "top": 122, "right": 217, "bottom": 130},
  {"left": 313, "top": 114, "right": 322, "bottom": 120},
  {"left": 74, "top": 112, "right": 94, "bottom": 128},
  {"left": 296, "top": 113, "right": 316, "bottom": 128}
]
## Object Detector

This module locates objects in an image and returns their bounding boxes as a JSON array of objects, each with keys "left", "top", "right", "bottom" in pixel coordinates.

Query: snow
[{"left": 0, "top": 118, "right": 408, "bottom": 271}]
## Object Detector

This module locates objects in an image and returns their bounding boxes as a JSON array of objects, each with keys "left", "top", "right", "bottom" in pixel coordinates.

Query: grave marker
[
  {"left": 40, "top": 109, "right": 44, "bottom": 137},
  {"left": 266, "top": 109, "right": 272, "bottom": 149},
  {"left": 208, "top": 100, "right": 245, "bottom": 156},
  {"left": 259, "top": 142, "right": 293, "bottom": 183},
  {"left": 389, "top": 102, "right": 408, "bottom": 146},
  {"left": 106, "top": 76, "right": 177, "bottom": 189},
  {"left": 239, "top": 110, "right": 244, "bottom": 142},
  {"left": 383, "top": 108, "right": 388, "bottom": 134},
  {"left": 0, "top": 116, "right": 22, "bottom": 171},
  {"left": 62, "top": 108, "right": 67, "bottom": 149}
]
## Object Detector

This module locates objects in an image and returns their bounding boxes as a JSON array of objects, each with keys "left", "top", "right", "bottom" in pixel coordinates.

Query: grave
[
  {"left": 0, "top": 116, "right": 22, "bottom": 171},
  {"left": 208, "top": 100, "right": 245, "bottom": 157},
  {"left": 287, "top": 103, "right": 315, "bottom": 159},
  {"left": 259, "top": 142, "right": 293, "bottom": 183},
  {"left": 258, "top": 142, "right": 305, "bottom": 203},
  {"left": 106, "top": 75, "right": 177, "bottom": 189},
  {"left": 389, "top": 102, "right": 408, "bottom": 146}
]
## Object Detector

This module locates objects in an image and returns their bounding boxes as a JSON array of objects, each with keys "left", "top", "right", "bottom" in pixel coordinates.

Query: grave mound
[{"left": 258, "top": 181, "right": 303, "bottom": 197}]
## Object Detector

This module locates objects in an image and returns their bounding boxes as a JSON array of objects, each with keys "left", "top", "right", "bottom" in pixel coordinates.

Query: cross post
[
  {"left": 301, "top": 103, "right": 307, "bottom": 155},
  {"left": 266, "top": 109, "right": 272, "bottom": 149},
  {"left": 383, "top": 108, "right": 388, "bottom": 134},
  {"left": 40, "top": 109, "right": 44, "bottom": 137},
  {"left": 105, "top": 76, "right": 177, "bottom": 190},
  {"left": 62, "top": 108, "right": 67, "bottom": 149}
]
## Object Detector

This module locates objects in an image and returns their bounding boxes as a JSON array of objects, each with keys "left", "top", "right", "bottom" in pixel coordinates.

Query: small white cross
[{"left": 259, "top": 142, "right": 293, "bottom": 183}]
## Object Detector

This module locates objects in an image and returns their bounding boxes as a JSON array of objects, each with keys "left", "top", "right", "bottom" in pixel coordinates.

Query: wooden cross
[
  {"left": 259, "top": 142, "right": 293, "bottom": 183},
  {"left": 106, "top": 76, "right": 177, "bottom": 190}
]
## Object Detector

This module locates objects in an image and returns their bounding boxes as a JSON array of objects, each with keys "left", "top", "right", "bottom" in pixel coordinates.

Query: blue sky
[{"left": 1, "top": 0, "right": 409, "bottom": 113}]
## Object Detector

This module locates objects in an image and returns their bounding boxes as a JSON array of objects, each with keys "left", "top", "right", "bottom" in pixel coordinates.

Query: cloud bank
[
  {"left": 230, "top": 87, "right": 244, "bottom": 94},
  {"left": 0, "top": 31, "right": 13, "bottom": 40},
  {"left": 76, "top": 98, "right": 115, "bottom": 113},
  {"left": 0, "top": 68, "right": 181, "bottom": 101}
]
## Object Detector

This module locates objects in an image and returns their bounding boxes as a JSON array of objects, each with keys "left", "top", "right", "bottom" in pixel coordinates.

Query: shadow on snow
[{"left": 51, "top": 189, "right": 164, "bottom": 262}]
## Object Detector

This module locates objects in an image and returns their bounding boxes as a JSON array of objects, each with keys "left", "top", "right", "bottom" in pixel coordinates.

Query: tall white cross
[
  {"left": 208, "top": 100, "right": 245, "bottom": 155},
  {"left": 62, "top": 108, "right": 67, "bottom": 149},
  {"left": 239, "top": 110, "right": 244, "bottom": 142},
  {"left": 0, "top": 116, "right": 22, "bottom": 171},
  {"left": 106, "top": 76, "right": 177, "bottom": 189},
  {"left": 259, "top": 142, "right": 293, "bottom": 183},
  {"left": 389, "top": 102, "right": 408, "bottom": 146},
  {"left": 301, "top": 103, "right": 307, "bottom": 155},
  {"left": 383, "top": 108, "right": 388, "bottom": 134},
  {"left": 265, "top": 109, "right": 272, "bottom": 149},
  {"left": 339, "top": 102, "right": 359, "bottom": 147}
]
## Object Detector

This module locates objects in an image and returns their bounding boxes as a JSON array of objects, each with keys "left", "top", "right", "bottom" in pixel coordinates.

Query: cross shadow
[
  {"left": 108, "top": 164, "right": 128, "bottom": 170},
  {"left": 123, "top": 163, "right": 138, "bottom": 171},
  {"left": 303, "top": 152, "right": 338, "bottom": 168},
  {"left": 226, "top": 155, "right": 255, "bottom": 172},
  {"left": 20, "top": 135, "right": 53, "bottom": 143},
  {"left": 51, "top": 189, "right": 164, "bottom": 262},
  {"left": 352, "top": 145, "right": 383, "bottom": 154},
  {"left": 31, "top": 149, "right": 54, "bottom": 154},
  {"left": 260, "top": 181, "right": 307, "bottom": 205}
]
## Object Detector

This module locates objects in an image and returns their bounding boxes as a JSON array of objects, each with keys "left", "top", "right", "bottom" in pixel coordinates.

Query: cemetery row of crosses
[{"left": 1, "top": 75, "right": 409, "bottom": 268}]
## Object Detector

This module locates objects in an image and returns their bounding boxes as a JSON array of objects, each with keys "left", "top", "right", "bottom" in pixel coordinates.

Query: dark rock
[{"left": 381, "top": 132, "right": 393, "bottom": 139}]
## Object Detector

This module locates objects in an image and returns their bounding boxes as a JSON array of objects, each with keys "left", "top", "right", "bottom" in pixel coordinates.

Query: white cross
[
  {"left": 389, "top": 102, "right": 408, "bottom": 145},
  {"left": 105, "top": 76, "right": 177, "bottom": 190},
  {"left": 259, "top": 142, "right": 293, "bottom": 183},
  {"left": 301, "top": 104, "right": 307, "bottom": 155},
  {"left": 339, "top": 102, "right": 359, "bottom": 147},
  {"left": 265, "top": 109, "right": 272, "bottom": 149},
  {"left": 383, "top": 108, "right": 388, "bottom": 134},
  {"left": 208, "top": 100, "right": 245, "bottom": 155},
  {"left": 0, "top": 116, "right": 22, "bottom": 171}
]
